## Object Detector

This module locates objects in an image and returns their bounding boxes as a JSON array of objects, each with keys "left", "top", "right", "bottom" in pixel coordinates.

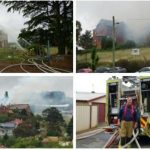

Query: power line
[{"left": 116, "top": 18, "right": 150, "bottom": 21}]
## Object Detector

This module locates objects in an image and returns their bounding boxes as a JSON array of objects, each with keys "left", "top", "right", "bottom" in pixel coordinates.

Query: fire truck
[{"left": 106, "top": 76, "right": 150, "bottom": 136}]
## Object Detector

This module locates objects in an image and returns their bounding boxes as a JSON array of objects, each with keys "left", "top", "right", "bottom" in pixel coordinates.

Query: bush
[
  {"left": 116, "top": 40, "right": 136, "bottom": 49},
  {"left": 76, "top": 62, "right": 91, "bottom": 70},
  {"left": 116, "top": 59, "right": 146, "bottom": 72},
  {"left": 11, "top": 137, "right": 42, "bottom": 148},
  {"left": 47, "top": 130, "right": 60, "bottom": 136},
  {"left": 0, "top": 114, "right": 10, "bottom": 123},
  {"left": 101, "top": 37, "right": 113, "bottom": 49},
  {"left": 13, "top": 123, "right": 39, "bottom": 138}
]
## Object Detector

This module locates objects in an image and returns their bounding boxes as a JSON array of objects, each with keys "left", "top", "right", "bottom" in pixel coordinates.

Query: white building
[
  {"left": 0, "top": 122, "right": 16, "bottom": 137},
  {"left": 0, "top": 30, "right": 8, "bottom": 48},
  {"left": 76, "top": 92, "right": 106, "bottom": 133}
]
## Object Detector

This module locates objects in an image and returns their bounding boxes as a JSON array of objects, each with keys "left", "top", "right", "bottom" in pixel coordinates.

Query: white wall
[
  {"left": 76, "top": 105, "right": 90, "bottom": 132},
  {"left": 91, "top": 105, "right": 98, "bottom": 128}
]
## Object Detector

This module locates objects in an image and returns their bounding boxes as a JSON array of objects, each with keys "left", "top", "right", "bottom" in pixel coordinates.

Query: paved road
[
  {"left": 77, "top": 131, "right": 150, "bottom": 148},
  {"left": 76, "top": 131, "right": 112, "bottom": 148}
]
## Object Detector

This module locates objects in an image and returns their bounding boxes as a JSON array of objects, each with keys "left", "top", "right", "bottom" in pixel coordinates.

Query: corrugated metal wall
[
  {"left": 76, "top": 105, "right": 90, "bottom": 132},
  {"left": 91, "top": 105, "right": 98, "bottom": 128},
  {"left": 76, "top": 104, "right": 98, "bottom": 132}
]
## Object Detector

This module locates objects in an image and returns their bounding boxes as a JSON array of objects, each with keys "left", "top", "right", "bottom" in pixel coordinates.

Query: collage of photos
[
  {"left": 0, "top": 0, "right": 73, "bottom": 149},
  {"left": 76, "top": 0, "right": 150, "bottom": 149},
  {"left": 1, "top": 0, "right": 150, "bottom": 149}
]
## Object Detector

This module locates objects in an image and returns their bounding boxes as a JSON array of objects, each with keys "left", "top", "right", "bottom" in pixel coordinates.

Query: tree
[
  {"left": 1, "top": 1, "right": 73, "bottom": 54},
  {"left": 123, "top": 40, "right": 136, "bottom": 49},
  {"left": 42, "top": 107, "right": 64, "bottom": 134},
  {"left": 1, "top": 133, "right": 9, "bottom": 145},
  {"left": 76, "top": 21, "right": 82, "bottom": 43},
  {"left": 0, "top": 114, "right": 10, "bottom": 123},
  {"left": 13, "top": 123, "right": 39, "bottom": 138},
  {"left": 91, "top": 48, "right": 99, "bottom": 71},
  {"left": 79, "top": 30, "right": 93, "bottom": 49},
  {"left": 101, "top": 36, "right": 113, "bottom": 49},
  {"left": 67, "top": 117, "right": 73, "bottom": 140},
  {"left": 10, "top": 137, "right": 42, "bottom": 148}
]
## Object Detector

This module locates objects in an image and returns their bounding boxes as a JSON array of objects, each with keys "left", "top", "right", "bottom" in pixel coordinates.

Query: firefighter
[{"left": 118, "top": 97, "right": 138, "bottom": 148}]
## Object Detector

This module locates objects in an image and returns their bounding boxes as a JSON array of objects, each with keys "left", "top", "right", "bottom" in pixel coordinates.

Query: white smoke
[{"left": 0, "top": 76, "right": 73, "bottom": 113}]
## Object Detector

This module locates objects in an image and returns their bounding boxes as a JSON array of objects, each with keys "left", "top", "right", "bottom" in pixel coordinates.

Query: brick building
[{"left": 93, "top": 19, "right": 128, "bottom": 49}]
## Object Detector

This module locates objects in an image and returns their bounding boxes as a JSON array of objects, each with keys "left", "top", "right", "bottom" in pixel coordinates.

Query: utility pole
[{"left": 112, "top": 16, "right": 116, "bottom": 70}]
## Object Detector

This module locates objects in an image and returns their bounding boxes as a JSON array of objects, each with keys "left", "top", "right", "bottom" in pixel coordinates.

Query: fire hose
[{"left": 121, "top": 129, "right": 141, "bottom": 148}]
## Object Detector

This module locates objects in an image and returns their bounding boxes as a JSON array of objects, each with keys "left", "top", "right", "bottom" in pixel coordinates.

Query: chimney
[{"left": 91, "top": 83, "right": 95, "bottom": 93}]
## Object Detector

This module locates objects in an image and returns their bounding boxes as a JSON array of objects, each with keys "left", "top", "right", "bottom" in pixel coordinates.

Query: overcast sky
[
  {"left": 0, "top": 4, "right": 26, "bottom": 42},
  {"left": 0, "top": 76, "right": 73, "bottom": 105},
  {"left": 76, "top": 1, "right": 150, "bottom": 36},
  {"left": 76, "top": 74, "right": 133, "bottom": 93}
]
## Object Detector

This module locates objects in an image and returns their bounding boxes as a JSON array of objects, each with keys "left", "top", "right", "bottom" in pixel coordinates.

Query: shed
[{"left": 76, "top": 92, "right": 106, "bottom": 133}]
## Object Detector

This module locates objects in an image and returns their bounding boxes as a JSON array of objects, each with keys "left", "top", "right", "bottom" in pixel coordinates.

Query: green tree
[
  {"left": 67, "top": 116, "right": 73, "bottom": 140},
  {"left": 1, "top": 133, "right": 9, "bottom": 145},
  {"left": 91, "top": 48, "right": 99, "bottom": 71},
  {"left": 13, "top": 121, "right": 39, "bottom": 137},
  {"left": 80, "top": 30, "right": 93, "bottom": 49},
  {"left": 10, "top": 137, "right": 42, "bottom": 148},
  {"left": 123, "top": 40, "right": 136, "bottom": 49},
  {"left": 76, "top": 21, "right": 82, "bottom": 43},
  {"left": 101, "top": 36, "right": 113, "bottom": 49},
  {"left": 0, "top": 114, "right": 10, "bottom": 123},
  {"left": 42, "top": 107, "right": 64, "bottom": 135},
  {"left": 1, "top": 1, "right": 73, "bottom": 54}
]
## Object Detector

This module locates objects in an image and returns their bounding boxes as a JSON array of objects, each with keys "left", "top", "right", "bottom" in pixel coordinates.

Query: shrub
[
  {"left": 76, "top": 63, "right": 91, "bottom": 70},
  {"left": 116, "top": 59, "right": 146, "bottom": 72},
  {"left": 47, "top": 130, "right": 60, "bottom": 136}
]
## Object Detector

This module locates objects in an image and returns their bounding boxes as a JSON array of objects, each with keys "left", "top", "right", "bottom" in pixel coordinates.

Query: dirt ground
[
  {"left": 0, "top": 55, "right": 73, "bottom": 73},
  {"left": 49, "top": 55, "right": 73, "bottom": 72}
]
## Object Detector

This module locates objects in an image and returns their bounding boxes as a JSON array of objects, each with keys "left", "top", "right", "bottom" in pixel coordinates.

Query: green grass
[
  {"left": 77, "top": 47, "right": 150, "bottom": 65},
  {"left": 0, "top": 48, "right": 24, "bottom": 62},
  {"left": 49, "top": 47, "right": 72, "bottom": 55},
  {"left": 49, "top": 47, "right": 58, "bottom": 55}
]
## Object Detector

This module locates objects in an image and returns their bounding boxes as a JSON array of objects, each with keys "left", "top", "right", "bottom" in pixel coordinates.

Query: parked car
[
  {"left": 111, "top": 67, "right": 127, "bottom": 73},
  {"left": 95, "top": 67, "right": 110, "bottom": 73},
  {"left": 77, "top": 68, "right": 93, "bottom": 73},
  {"left": 95, "top": 67, "right": 126, "bottom": 73},
  {"left": 136, "top": 67, "right": 150, "bottom": 73}
]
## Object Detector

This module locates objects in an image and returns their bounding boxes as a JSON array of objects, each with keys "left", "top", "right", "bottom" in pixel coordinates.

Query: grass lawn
[
  {"left": 77, "top": 47, "right": 150, "bottom": 65},
  {"left": 0, "top": 48, "right": 25, "bottom": 62},
  {"left": 77, "top": 47, "right": 150, "bottom": 72},
  {"left": 0, "top": 47, "right": 59, "bottom": 61}
]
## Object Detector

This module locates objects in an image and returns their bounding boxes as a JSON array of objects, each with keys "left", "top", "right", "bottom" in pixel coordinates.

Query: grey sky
[
  {"left": 76, "top": 74, "right": 132, "bottom": 93},
  {"left": 76, "top": 1, "right": 150, "bottom": 37},
  {"left": 0, "top": 76, "right": 73, "bottom": 104},
  {"left": 0, "top": 4, "right": 26, "bottom": 42}
]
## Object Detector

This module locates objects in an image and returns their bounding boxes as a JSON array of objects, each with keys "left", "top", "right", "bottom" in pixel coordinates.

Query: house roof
[
  {"left": 76, "top": 92, "right": 106, "bottom": 102},
  {"left": 8, "top": 104, "right": 30, "bottom": 110},
  {"left": 0, "top": 122, "right": 16, "bottom": 128},
  {"left": 94, "top": 19, "right": 126, "bottom": 37}
]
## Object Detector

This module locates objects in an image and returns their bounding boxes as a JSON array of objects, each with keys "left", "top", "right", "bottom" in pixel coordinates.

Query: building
[
  {"left": 0, "top": 119, "right": 23, "bottom": 137},
  {"left": 0, "top": 30, "right": 8, "bottom": 48},
  {"left": 76, "top": 92, "right": 106, "bottom": 133},
  {"left": 0, "top": 105, "right": 13, "bottom": 114},
  {"left": 8, "top": 104, "right": 32, "bottom": 114},
  {"left": 0, "top": 104, "right": 32, "bottom": 115},
  {"left": 93, "top": 19, "right": 129, "bottom": 49}
]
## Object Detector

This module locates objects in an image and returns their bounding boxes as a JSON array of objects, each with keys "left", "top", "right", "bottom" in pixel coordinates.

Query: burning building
[
  {"left": 93, "top": 19, "right": 129, "bottom": 49},
  {"left": 0, "top": 30, "right": 8, "bottom": 48},
  {"left": 8, "top": 104, "right": 32, "bottom": 114}
]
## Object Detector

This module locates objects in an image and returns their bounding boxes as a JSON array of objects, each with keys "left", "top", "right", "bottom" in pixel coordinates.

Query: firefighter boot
[
  {"left": 119, "top": 137, "right": 126, "bottom": 148},
  {"left": 126, "top": 137, "right": 132, "bottom": 148}
]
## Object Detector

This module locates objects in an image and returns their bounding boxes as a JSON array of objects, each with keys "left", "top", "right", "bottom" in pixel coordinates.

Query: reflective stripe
[{"left": 140, "top": 117, "right": 146, "bottom": 127}]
